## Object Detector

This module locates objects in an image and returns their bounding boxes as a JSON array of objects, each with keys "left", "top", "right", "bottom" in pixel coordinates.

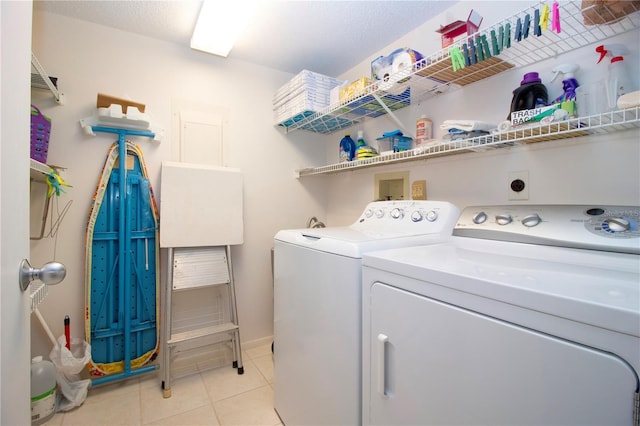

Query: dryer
[
  {"left": 362, "top": 205, "right": 640, "bottom": 426},
  {"left": 274, "top": 200, "right": 459, "bottom": 426}
]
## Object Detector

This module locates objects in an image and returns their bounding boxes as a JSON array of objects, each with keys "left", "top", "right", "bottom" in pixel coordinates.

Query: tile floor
[{"left": 43, "top": 342, "right": 280, "bottom": 426}]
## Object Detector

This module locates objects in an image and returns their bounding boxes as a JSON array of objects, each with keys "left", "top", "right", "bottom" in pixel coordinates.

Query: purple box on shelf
[{"left": 30, "top": 104, "right": 51, "bottom": 163}]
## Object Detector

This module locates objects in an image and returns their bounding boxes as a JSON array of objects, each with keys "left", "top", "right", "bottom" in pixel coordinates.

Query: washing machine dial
[
  {"left": 604, "top": 217, "right": 630, "bottom": 232},
  {"left": 376, "top": 209, "right": 385, "bottom": 219},
  {"left": 521, "top": 213, "right": 541, "bottom": 227},
  {"left": 495, "top": 214, "right": 513, "bottom": 225},
  {"left": 364, "top": 208, "right": 374, "bottom": 218},
  {"left": 425, "top": 209, "right": 439, "bottom": 222},
  {"left": 411, "top": 210, "right": 423, "bottom": 222},
  {"left": 472, "top": 211, "right": 487, "bottom": 224},
  {"left": 390, "top": 208, "right": 404, "bottom": 219}
]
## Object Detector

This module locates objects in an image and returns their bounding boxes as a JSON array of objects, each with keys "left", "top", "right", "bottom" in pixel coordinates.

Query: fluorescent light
[{"left": 190, "top": 0, "right": 254, "bottom": 57}]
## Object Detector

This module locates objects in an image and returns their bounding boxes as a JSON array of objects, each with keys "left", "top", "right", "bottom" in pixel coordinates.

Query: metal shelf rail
[{"left": 296, "top": 106, "right": 640, "bottom": 177}]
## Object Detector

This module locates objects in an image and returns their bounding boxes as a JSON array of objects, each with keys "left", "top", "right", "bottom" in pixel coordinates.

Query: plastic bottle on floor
[{"left": 31, "top": 356, "right": 57, "bottom": 425}]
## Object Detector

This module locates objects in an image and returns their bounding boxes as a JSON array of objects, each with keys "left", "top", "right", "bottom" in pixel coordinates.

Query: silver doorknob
[{"left": 19, "top": 259, "right": 66, "bottom": 291}]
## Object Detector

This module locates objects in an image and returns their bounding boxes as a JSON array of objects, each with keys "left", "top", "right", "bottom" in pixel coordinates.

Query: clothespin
[
  {"left": 481, "top": 34, "right": 492, "bottom": 59},
  {"left": 462, "top": 43, "right": 471, "bottom": 66},
  {"left": 450, "top": 46, "right": 466, "bottom": 71},
  {"left": 523, "top": 13, "right": 531, "bottom": 39},
  {"left": 540, "top": 4, "right": 550, "bottom": 32},
  {"left": 498, "top": 25, "right": 504, "bottom": 52},
  {"left": 515, "top": 17, "right": 523, "bottom": 42},
  {"left": 534, "top": 8, "right": 542, "bottom": 36},
  {"left": 491, "top": 30, "right": 500, "bottom": 56},
  {"left": 504, "top": 22, "right": 512, "bottom": 49},
  {"left": 46, "top": 170, "right": 72, "bottom": 197},
  {"left": 475, "top": 35, "right": 484, "bottom": 62},
  {"left": 551, "top": 2, "right": 561, "bottom": 33},
  {"left": 469, "top": 38, "right": 478, "bottom": 64}
]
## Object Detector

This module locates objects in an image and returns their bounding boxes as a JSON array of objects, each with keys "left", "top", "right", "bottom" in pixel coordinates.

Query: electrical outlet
[
  {"left": 411, "top": 180, "right": 427, "bottom": 200},
  {"left": 508, "top": 171, "right": 529, "bottom": 200}
]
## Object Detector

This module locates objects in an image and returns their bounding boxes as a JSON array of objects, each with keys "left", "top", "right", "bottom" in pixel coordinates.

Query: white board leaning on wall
[{"left": 159, "top": 161, "right": 243, "bottom": 248}]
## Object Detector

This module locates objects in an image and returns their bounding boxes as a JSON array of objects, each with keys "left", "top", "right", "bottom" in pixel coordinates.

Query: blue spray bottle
[{"left": 551, "top": 63, "right": 579, "bottom": 116}]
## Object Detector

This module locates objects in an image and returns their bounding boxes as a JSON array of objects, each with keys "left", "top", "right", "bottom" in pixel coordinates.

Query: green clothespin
[{"left": 450, "top": 46, "right": 466, "bottom": 71}]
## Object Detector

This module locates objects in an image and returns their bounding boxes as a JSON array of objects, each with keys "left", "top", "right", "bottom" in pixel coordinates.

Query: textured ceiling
[{"left": 33, "top": 0, "right": 455, "bottom": 77}]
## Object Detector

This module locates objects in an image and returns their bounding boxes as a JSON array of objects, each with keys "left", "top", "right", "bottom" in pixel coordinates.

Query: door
[
  {"left": 1, "top": 1, "right": 33, "bottom": 424},
  {"left": 366, "top": 282, "right": 638, "bottom": 425}
]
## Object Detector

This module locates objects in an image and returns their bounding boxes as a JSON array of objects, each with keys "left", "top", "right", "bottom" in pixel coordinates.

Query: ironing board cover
[{"left": 85, "top": 141, "right": 159, "bottom": 377}]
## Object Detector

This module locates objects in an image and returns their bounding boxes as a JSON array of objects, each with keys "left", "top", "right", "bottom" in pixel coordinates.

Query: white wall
[
  {"left": 29, "top": 10, "right": 329, "bottom": 358},
  {"left": 322, "top": 1, "right": 640, "bottom": 225}
]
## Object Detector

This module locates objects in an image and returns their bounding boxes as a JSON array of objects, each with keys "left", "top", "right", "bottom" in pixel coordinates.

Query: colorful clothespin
[
  {"left": 540, "top": 4, "right": 550, "bottom": 31},
  {"left": 523, "top": 14, "right": 531, "bottom": 39},
  {"left": 491, "top": 30, "right": 500, "bottom": 56},
  {"left": 515, "top": 17, "right": 523, "bottom": 41},
  {"left": 498, "top": 25, "right": 504, "bottom": 52},
  {"left": 450, "top": 46, "right": 466, "bottom": 71},
  {"left": 475, "top": 35, "right": 484, "bottom": 62},
  {"left": 469, "top": 38, "right": 478, "bottom": 64},
  {"left": 551, "top": 2, "right": 561, "bottom": 33},
  {"left": 481, "top": 34, "right": 492, "bottom": 59},
  {"left": 46, "top": 170, "right": 72, "bottom": 197},
  {"left": 504, "top": 22, "right": 512, "bottom": 49},
  {"left": 534, "top": 9, "right": 542, "bottom": 36},
  {"left": 462, "top": 43, "right": 471, "bottom": 66}
]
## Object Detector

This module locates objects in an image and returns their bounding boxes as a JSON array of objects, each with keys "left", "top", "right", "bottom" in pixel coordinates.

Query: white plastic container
[
  {"left": 31, "top": 356, "right": 57, "bottom": 425},
  {"left": 415, "top": 115, "right": 433, "bottom": 147}
]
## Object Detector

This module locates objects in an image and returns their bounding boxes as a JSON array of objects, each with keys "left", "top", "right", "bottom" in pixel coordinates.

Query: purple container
[{"left": 30, "top": 104, "right": 51, "bottom": 163}]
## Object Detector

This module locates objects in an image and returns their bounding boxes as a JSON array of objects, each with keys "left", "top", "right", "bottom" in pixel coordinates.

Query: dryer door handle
[{"left": 377, "top": 333, "right": 390, "bottom": 398}]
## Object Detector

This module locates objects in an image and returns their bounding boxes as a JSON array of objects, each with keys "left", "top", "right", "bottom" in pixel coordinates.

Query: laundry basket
[{"left": 30, "top": 105, "right": 51, "bottom": 163}]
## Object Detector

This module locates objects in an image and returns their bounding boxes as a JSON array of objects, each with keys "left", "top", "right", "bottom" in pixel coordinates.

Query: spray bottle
[
  {"left": 550, "top": 63, "right": 579, "bottom": 116},
  {"left": 596, "top": 44, "right": 634, "bottom": 110}
]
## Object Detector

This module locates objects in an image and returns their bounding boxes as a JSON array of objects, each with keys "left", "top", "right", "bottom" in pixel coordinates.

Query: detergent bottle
[
  {"left": 551, "top": 64, "right": 579, "bottom": 116},
  {"left": 339, "top": 134, "right": 356, "bottom": 162},
  {"left": 596, "top": 44, "right": 635, "bottom": 110},
  {"left": 355, "top": 130, "right": 378, "bottom": 160},
  {"left": 508, "top": 72, "right": 548, "bottom": 119}
]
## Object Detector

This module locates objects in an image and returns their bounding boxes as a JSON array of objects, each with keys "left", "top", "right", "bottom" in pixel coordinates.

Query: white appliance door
[
  {"left": 367, "top": 282, "right": 638, "bottom": 426},
  {"left": 274, "top": 240, "right": 361, "bottom": 426}
]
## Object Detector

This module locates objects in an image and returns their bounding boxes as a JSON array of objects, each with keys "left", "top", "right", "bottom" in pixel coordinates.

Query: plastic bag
[
  {"left": 49, "top": 336, "right": 91, "bottom": 381},
  {"left": 49, "top": 336, "right": 92, "bottom": 412}
]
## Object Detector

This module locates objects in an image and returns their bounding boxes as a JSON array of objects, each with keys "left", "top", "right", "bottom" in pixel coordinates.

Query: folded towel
[{"left": 440, "top": 120, "right": 497, "bottom": 132}]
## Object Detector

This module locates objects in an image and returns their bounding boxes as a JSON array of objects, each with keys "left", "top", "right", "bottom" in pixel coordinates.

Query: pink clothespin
[{"left": 551, "top": 2, "right": 561, "bottom": 33}]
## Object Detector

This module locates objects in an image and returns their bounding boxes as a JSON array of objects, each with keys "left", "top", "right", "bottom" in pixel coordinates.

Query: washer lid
[{"left": 362, "top": 237, "right": 640, "bottom": 338}]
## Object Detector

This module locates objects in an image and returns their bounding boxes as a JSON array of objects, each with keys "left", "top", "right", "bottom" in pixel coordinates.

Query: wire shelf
[
  {"left": 296, "top": 107, "right": 640, "bottom": 177},
  {"left": 279, "top": 1, "right": 640, "bottom": 135}
]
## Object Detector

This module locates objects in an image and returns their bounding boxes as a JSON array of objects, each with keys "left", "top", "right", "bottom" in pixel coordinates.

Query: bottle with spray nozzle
[
  {"left": 551, "top": 63, "right": 580, "bottom": 116},
  {"left": 596, "top": 44, "right": 634, "bottom": 110}
]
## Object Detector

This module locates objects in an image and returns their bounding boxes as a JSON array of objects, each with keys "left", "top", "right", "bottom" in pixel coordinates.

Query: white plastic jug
[{"left": 31, "top": 356, "right": 57, "bottom": 425}]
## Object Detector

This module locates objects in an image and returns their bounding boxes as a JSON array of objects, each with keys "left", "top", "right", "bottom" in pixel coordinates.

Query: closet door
[{"left": 367, "top": 282, "right": 638, "bottom": 425}]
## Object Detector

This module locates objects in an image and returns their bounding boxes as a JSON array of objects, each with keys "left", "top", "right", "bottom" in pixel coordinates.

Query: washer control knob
[
  {"left": 495, "top": 214, "right": 513, "bottom": 225},
  {"left": 521, "top": 213, "right": 542, "bottom": 227},
  {"left": 605, "top": 217, "right": 630, "bottom": 232},
  {"left": 390, "top": 208, "right": 404, "bottom": 219},
  {"left": 472, "top": 212, "right": 488, "bottom": 224},
  {"left": 364, "top": 208, "right": 374, "bottom": 218},
  {"left": 376, "top": 209, "right": 385, "bottom": 219},
  {"left": 411, "top": 210, "right": 423, "bottom": 222},
  {"left": 425, "top": 209, "right": 439, "bottom": 222}
]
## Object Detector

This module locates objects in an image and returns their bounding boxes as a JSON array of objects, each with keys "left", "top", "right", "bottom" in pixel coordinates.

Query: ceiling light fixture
[{"left": 190, "top": 0, "right": 255, "bottom": 57}]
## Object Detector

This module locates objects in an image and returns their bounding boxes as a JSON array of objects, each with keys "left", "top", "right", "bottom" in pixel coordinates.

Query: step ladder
[{"left": 160, "top": 245, "right": 243, "bottom": 398}]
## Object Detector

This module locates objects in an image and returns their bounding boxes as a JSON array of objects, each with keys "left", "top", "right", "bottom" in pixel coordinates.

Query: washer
[
  {"left": 273, "top": 200, "right": 460, "bottom": 426},
  {"left": 362, "top": 204, "right": 640, "bottom": 426}
]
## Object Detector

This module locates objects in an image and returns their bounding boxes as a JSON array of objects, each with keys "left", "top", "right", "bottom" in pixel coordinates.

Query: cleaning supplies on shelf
[
  {"left": 550, "top": 64, "right": 579, "bottom": 116},
  {"left": 339, "top": 134, "right": 356, "bottom": 162},
  {"left": 376, "top": 130, "right": 413, "bottom": 154},
  {"left": 440, "top": 120, "right": 497, "bottom": 140},
  {"left": 355, "top": 130, "right": 378, "bottom": 160},
  {"left": 596, "top": 44, "right": 637, "bottom": 110},
  {"left": 508, "top": 72, "right": 549, "bottom": 119},
  {"left": 415, "top": 115, "right": 433, "bottom": 147}
]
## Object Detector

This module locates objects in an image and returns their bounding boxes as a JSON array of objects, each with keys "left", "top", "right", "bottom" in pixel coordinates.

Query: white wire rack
[
  {"left": 31, "top": 53, "right": 64, "bottom": 104},
  {"left": 280, "top": 1, "right": 640, "bottom": 135},
  {"left": 296, "top": 106, "right": 640, "bottom": 177}
]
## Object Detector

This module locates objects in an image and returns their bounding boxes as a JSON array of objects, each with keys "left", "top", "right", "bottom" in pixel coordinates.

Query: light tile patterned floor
[{"left": 43, "top": 342, "right": 279, "bottom": 426}]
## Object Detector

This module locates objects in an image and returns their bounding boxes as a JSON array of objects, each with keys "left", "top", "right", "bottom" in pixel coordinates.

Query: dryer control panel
[{"left": 453, "top": 205, "right": 640, "bottom": 254}]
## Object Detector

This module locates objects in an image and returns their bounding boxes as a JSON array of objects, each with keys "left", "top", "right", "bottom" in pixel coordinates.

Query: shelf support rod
[
  {"left": 31, "top": 52, "right": 63, "bottom": 104},
  {"left": 371, "top": 93, "right": 412, "bottom": 138}
]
